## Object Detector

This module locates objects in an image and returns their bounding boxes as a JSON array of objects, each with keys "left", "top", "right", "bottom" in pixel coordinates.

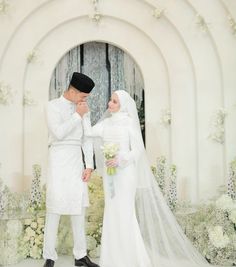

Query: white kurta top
[{"left": 46, "top": 95, "right": 93, "bottom": 215}]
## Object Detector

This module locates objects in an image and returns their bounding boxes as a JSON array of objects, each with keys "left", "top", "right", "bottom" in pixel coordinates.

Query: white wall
[{"left": 0, "top": 0, "right": 235, "bottom": 202}]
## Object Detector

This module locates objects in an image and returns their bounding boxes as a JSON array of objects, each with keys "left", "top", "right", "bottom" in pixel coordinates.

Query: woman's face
[{"left": 108, "top": 93, "right": 120, "bottom": 113}]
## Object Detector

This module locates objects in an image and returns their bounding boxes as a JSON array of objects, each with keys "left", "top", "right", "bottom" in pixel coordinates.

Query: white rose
[
  {"left": 25, "top": 226, "right": 36, "bottom": 237},
  {"left": 30, "top": 222, "right": 38, "bottom": 229},
  {"left": 38, "top": 233, "right": 44, "bottom": 241},
  {"left": 208, "top": 225, "right": 230, "bottom": 248},
  {"left": 35, "top": 237, "right": 42, "bottom": 245},
  {"left": 36, "top": 228, "right": 42, "bottom": 234},
  {"left": 37, "top": 217, "right": 45, "bottom": 225}
]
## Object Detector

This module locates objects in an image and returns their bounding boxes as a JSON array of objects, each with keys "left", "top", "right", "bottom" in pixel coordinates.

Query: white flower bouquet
[
  {"left": 101, "top": 143, "right": 119, "bottom": 175},
  {"left": 101, "top": 143, "right": 119, "bottom": 198}
]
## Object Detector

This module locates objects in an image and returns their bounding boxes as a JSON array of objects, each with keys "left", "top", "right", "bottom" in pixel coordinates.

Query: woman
[{"left": 85, "top": 90, "right": 214, "bottom": 267}]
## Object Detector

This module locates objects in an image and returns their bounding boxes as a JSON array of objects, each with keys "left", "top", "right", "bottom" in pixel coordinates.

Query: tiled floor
[{"left": 9, "top": 256, "right": 99, "bottom": 267}]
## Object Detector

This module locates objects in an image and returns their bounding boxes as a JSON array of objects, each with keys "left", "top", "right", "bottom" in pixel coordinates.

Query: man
[{"left": 43, "top": 72, "right": 99, "bottom": 267}]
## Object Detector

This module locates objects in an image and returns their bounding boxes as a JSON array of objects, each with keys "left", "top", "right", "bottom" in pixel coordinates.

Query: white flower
[
  {"left": 216, "top": 194, "right": 236, "bottom": 211},
  {"left": 228, "top": 14, "right": 236, "bottom": 35},
  {"left": 0, "top": 0, "right": 9, "bottom": 15},
  {"left": 209, "top": 108, "right": 227, "bottom": 144},
  {"left": 0, "top": 81, "right": 13, "bottom": 105},
  {"left": 160, "top": 109, "right": 171, "bottom": 127},
  {"left": 35, "top": 236, "right": 42, "bottom": 246},
  {"left": 195, "top": 14, "right": 209, "bottom": 32},
  {"left": 37, "top": 217, "right": 44, "bottom": 225},
  {"left": 23, "top": 90, "right": 37, "bottom": 106},
  {"left": 208, "top": 225, "right": 230, "bottom": 248},
  {"left": 25, "top": 226, "right": 36, "bottom": 237},
  {"left": 38, "top": 233, "right": 44, "bottom": 241},
  {"left": 101, "top": 143, "right": 119, "bottom": 159},
  {"left": 27, "top": 49, "right": 38, "bottom": 63},
  {"left": 152, "top": 8, "right": 165, "bottom": 19},
  {"left": 30, "top": 222, "right": 38, "bottom": 229}
]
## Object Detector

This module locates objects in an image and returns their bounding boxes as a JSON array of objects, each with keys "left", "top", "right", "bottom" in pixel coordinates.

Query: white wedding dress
[
  {"left": 85, "top": 90, "right": 220, "bottom": 267},
  {"left": 89, "top": 113, "right": 152, "bottom": 267}
]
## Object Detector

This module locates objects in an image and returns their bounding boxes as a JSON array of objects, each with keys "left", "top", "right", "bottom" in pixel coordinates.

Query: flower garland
[
  {"left": 0, "top": 81, "right": 13, "bottom": 105},
  {"left": 28, "top": 164, "right": 44, "bottom": 213},
  {"left": 195, "top": 14, "right": 209, "bottom": 32},
  {"left": 167, "top": 164, "right": 177, "bottom": 211},
  {"left": 228, "top": 14, "right": 236, "bottom": 35},
  {"left": 209, "top": 108, "right": 227, "bottom": 144},
  {"left": 0, "top": 0, "right": 9, "bottom": 15},
  {"left": 152, "top": 7, "right": 165, "bottom": 19},
  {"left": 160, "top": 108, "right": 171, "bottom": 127},
  {"left": 227, "top": 158, "right": 236, "bottom": 200},
  {"left": 89, "top": 0, "right": 102, "bottom": 23},
  {"left": 27, "top": 49, "right": 39, "bottom": 64},
  {"left": 154, "top": 156, "right": 167, "bottom": 194},
  {"left": 23, "top": 91, "right": 37, "bottom": 106}
]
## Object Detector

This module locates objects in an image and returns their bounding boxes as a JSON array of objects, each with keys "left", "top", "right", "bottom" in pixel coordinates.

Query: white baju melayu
[{"left": 43, "top": 95, "right": 93, "bottom": 261}]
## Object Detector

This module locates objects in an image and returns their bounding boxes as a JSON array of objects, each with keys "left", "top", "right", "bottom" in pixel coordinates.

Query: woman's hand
[
  {"left": 76, "top": 101, "right": 89, "bottom": 117},
  {"left": 106, "top": 158, "right": 118, "bottom": 167}
]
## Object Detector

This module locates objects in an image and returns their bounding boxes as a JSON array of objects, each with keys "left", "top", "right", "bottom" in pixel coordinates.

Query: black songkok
[{"left": 70, "top": 72, "right": 95, "bottom": 93}]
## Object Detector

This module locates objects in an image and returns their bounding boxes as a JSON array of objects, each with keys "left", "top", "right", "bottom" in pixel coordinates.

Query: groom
[{"left": 43, "top": 72, "right": 99, "bottom": 267}]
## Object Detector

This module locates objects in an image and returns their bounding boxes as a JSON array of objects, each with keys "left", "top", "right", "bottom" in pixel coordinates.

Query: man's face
[{"left": 70, "top": 87, "right": 90, "bottom": 104}]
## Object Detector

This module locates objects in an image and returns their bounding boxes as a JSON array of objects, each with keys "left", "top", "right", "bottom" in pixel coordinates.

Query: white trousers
[{"left": 43, "top": 209, "right": 87, "bottom": 261}]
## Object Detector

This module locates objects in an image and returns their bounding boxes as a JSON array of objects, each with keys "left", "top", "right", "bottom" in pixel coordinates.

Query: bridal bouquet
[
  {"left": 101, "top": 143, "right": 119, "bottom": 198},
  {"left": 101, "top": 143, "right": 119, "bottom": 175}
]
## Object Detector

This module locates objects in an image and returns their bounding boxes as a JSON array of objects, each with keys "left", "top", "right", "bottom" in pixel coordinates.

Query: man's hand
[
  {"left": 82, "top": 168, "right": 93, "bottom": 182},
  {"left": 76, "top": 102, "right": 89, "bottom": 117}
]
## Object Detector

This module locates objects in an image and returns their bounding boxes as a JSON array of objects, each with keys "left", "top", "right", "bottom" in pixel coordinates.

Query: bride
[{"left": 82, "top": 90, "right": 216, "bottom": 267}]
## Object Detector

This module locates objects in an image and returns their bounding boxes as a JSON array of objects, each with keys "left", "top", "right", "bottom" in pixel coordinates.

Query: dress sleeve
[
  {"left": 83, "top": 113, "right": 105, "bottom": 138},
  {"left": 46, "top": 102, "right": 82, "bottom": 140},
  {"left": 118, "top": 121, "right": 144, "bottom": 168}
]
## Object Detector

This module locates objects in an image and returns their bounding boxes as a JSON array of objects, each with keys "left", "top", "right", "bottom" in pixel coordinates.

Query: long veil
[
  {"left": 92, "top": 90, "right": 218, "bottom": 267},
  {"left": 112, "top": 90, "right": 210, "bottom": 267}
]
